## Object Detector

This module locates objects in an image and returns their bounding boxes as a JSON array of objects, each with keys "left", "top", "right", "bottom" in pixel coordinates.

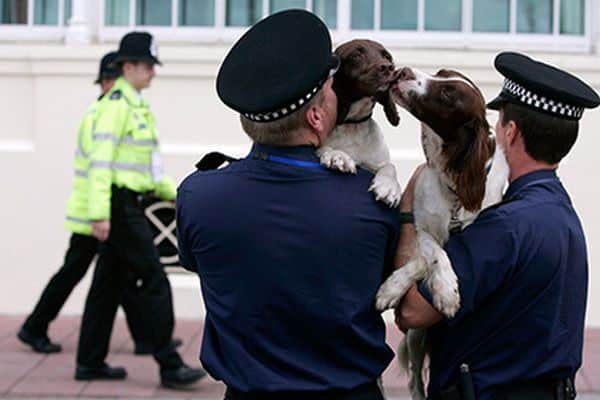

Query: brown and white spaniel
[
  {"left": 375, "top": 67, "right": 509, "bottom": 400},
  {"left": 318, "top": 39, "right": 401, "bottom": 206}
]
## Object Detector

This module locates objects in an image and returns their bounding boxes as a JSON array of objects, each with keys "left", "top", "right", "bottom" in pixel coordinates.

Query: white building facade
[{"left": 2, "top": 0, "right": 600, "bottom": 326}]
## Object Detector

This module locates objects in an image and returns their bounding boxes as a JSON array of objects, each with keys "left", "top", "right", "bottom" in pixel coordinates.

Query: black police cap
[
  {"left": 114, "top": 31, "right": 162, "bottom": 66},
  {"left": 216, "top": 9, "right": 339, "bottom": 123},
  {"left": 488, "top": 51, "right": 600, "bottom": 120},
  {"left": 94, "top": 51, "right": 120, "bottom": 84}
]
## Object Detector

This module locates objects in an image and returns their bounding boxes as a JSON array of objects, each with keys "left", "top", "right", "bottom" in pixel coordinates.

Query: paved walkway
[{"left": 0, "top": 315, "right": 598, "bottom": 399}]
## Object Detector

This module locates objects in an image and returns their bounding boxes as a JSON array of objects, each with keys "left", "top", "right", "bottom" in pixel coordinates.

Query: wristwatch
[{"left": 399, "top": 211, "right": 415, "bottom": 225}]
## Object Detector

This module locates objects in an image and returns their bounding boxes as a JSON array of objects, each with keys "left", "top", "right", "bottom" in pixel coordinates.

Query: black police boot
[
  {"left": 160, "top": 364, "right": 207, "bottom": 389},
  {"left": 17, "top": 327, "right": 62, "bottom": 354},
  {"left": 134, "top": 337, "right": 183, "bottom": 356},
  {"left": 75, "top": 363, "right": 127, "bottom": 381}
]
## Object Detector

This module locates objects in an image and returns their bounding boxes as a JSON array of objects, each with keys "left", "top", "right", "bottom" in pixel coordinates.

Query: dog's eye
[{"left": 381, "top": 51, "right": 392, "bottom": 61}]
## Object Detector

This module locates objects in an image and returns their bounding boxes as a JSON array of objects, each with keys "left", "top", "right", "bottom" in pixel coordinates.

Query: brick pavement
[{"left": 0, "top": 315, "right": 598, "bottom": 399}]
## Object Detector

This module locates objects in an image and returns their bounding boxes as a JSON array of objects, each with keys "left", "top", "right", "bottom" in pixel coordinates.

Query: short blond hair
[{"left": 240, "top": 89, "right": 325, "bottom": 146}]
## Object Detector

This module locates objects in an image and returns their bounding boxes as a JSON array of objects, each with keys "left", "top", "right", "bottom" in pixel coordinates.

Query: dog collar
[{"left": 342, "top": 113, "right": 373, "bottom": 125}]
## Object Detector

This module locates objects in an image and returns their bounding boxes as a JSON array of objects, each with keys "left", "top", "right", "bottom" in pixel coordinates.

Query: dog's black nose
[
  {"left": 379, "top": 63, "right": 394, "bottom": 74},
  {"left": 398, "top": 67, "right": 416, "bottom": 81}
]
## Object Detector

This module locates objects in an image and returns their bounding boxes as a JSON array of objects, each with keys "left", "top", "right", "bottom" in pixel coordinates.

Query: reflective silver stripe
[
  {"left": 89, "top": 160, "right": 151, "bottom": 174},
  {"left": 92, "top": 132, "right": 119, "bottom": 145},
  {"left": 122, "top": 136, "right": 157, "bottom": 147},
  {"left": 66, "top": 216, "right": 91, "bottom": 225},
  {"left": 74, "top": 148, "right": 88, "bottom": 158},
  {"left": 75, "top": 170, "right": 88, "bottom": 178},
  {"left": 112, "top": 162, "right": 152, "bottom": 173},
  {"left": 89, "top": 160, "right": 112, "bottom": 170}
]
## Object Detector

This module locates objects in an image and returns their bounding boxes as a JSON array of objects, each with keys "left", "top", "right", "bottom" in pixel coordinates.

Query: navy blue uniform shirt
[
  {"left": 418, "top": 169, "right": 588, "bottom": 400},
  {"left": 176, "top": 143, "right": 400, "bottom": 392}
]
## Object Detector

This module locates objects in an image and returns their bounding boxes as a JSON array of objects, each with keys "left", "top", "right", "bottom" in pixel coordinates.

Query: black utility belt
[
  {"left": 225, "top": 381, "right": 382, "bottom": 400},
  {"left": 441, "top": 377, "right": 575, "bottom": 400},
  {"left": 111, "top": 185, "right": 155, "bottom": 206}
]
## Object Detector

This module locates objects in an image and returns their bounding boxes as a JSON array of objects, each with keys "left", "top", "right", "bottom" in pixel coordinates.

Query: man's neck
[
  {"left": 280, "top": 129, "right": 319, "bottom": 147},
  {"left": 509, "top": 159, "right": 558, "bottom": 183}
]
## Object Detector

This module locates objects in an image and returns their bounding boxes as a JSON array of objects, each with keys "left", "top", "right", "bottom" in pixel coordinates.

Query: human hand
[{"left": 92, "top": 220, "right": 111, "bottom": 242}]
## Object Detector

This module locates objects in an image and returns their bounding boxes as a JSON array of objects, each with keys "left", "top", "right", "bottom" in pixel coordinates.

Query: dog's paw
[
  {"left": 430, "top": 271, "right": 461, "bottom": 318},
  {"left": 375, "top": 273, "right": 405, "bottom": 311},
  {"left": 369, "top": 173, "right": 401, "bottom": 207},
  {"left": 319, "top": 150, "right": 357, "bottom": 174}
]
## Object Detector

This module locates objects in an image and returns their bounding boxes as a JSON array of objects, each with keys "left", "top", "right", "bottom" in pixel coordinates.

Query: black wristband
[{"left": 398, "top": 211, "right": 415, "bottom": 225}]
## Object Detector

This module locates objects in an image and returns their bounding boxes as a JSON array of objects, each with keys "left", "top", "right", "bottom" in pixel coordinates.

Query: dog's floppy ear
[
  {"left": 375, "top": 89, "right": 400, "bottom": 127},
  {"left": 336, "top": 97, "right": 352, "bottom": 124},
  {"left": 333, "top": 76, "right": 353, "bottom": 124},
  {"left": 444, "top": 117, "right": 491, "bottom": 211}
]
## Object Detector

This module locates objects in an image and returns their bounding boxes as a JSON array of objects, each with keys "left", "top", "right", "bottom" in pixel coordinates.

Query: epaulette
[
  {"left": 195, "top": 152, "right": 239, "bottom": 171},
  {"left": 109, "top": 90, "right": 122, "bottom": 100}
]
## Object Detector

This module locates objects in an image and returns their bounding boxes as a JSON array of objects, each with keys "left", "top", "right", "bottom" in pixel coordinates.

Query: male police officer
[
  {"left": 74, "top": 32, "right": 205, "bottom": 387},
  {"left": 177, "top": 10, "right": 400, "bottom": 400},
  {"left": 395, "top": 52, "right": 600, "bottom": 399},
  {"left": 18, "top": 52, "right": 156, "bottom": 355}
]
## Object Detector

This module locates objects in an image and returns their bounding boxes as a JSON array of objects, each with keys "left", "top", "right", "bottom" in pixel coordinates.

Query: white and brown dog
[
  {"left": 318, "top": 39, "right": 401, "bottom": 206},
  {"left": 375, "top": 67, "right": 509, "bottom": 400}
]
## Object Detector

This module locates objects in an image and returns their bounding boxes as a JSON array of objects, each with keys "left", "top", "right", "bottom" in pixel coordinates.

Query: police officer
[
  {"left": 394, "top": 52, "right": 600, "bottom": 399},
  {"left": 17, "top": 52, "right": 159, "bottom": 355},
  {"left": 74, "top": 32, "right": 205, "bottom": 387},
  {"left": 176, "top": 10, "right": 400, "bottom": 400}
]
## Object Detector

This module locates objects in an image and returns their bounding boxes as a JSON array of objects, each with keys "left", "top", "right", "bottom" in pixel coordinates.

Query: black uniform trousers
[
  {"left": 76, "top": 186, "right": 182, "bottom": 370},
  {"left": 23, "top": 233, "right": 151, "bottom": 348}
]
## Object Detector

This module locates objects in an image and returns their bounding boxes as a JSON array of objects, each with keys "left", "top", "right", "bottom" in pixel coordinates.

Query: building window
[
  {"left": 270, "top": 0, "right": 304, "bottom": 13},
  {"left": 105, "top": 0, "right": 129, "bottom": 26},
  {"left": 0, "top": 0, "right": 70, "bottom": 25},
  {"left": 517, "top": 0, "right": 552, "bottom": 33},
  {"left": 136, "top": 0, "right": 172, "bottom": 26},
  {"left": 473, "top": 0, "right": 509, "bottom": 33},
  {"left": 226, "top": 0, "right": 262, "bottom": 26},
  {"left": 179, "top": 0, "right": 214, "bottom": 26},
  {"left": 35, "top": 0, "right": 58, "bottom": 25},
  {"left": 425, "top": 0, "right": 461, "bottom": 31},
  {"left": 561, "top": 0, "right": 584, "bottom": 35},
  {"left": 381, "top": 0, "right": 417, "bottom": 30},
  {"left": 314, "top": 0, "right": 336, "bottom": 28},
  {"left": 1, "top": 0, "right": 27, "bottom": 24},
  {"left": 351, "top": 0, "right": 373, "bottom": 29}
]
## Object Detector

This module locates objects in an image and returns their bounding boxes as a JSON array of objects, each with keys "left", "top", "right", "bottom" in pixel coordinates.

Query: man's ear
[
  {"left": 506, "top": 120, "right": 520, "bottom": 146},
  {"left": 306, "top": 105, "right": 323, "bottom": 132}
]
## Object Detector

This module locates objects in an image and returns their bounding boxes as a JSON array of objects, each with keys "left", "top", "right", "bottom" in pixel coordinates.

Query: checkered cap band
[
  {"left": 503, "top": 78, "right": 584, "bottom": 119},
  {"left": 243, "top": 82, "right": 323, "bottom": 122}
]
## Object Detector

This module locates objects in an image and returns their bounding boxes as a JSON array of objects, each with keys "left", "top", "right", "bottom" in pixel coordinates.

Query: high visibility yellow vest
[
  {"left": 64, "top": 101, "right": 98, "bottom": 235},
  {"left": 88, "top": 77, "right": 176, "bottom": 221}
]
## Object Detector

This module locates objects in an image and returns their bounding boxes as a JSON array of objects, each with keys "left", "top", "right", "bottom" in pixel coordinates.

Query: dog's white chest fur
[{"left": 317, "top": 99, "right": 401, "bottom": 207}]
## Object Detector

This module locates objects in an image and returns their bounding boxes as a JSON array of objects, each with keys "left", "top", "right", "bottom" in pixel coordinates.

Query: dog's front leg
[
  {"left": 419, "top": 231, "right": 460, "bottom": 318},
  {"left": 375, "top": 252, "right": 427, "bottom": 311},
  {"left": 369, "top": 163, "right": 401, "bottom": 207}
]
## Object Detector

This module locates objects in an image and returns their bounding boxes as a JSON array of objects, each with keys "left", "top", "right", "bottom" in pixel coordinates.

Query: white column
[{"left": 65, "top": 0, "right": 92, "bottom": 44}]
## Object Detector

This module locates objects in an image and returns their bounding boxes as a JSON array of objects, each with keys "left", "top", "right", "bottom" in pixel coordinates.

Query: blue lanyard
[{"left": 250, "top": 151, "right": 328, "bottom": 170}]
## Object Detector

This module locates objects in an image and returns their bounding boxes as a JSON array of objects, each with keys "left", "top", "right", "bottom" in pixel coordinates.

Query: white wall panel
[{"left": 1, "top": 44, "right": 599, "bottom": 327}]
